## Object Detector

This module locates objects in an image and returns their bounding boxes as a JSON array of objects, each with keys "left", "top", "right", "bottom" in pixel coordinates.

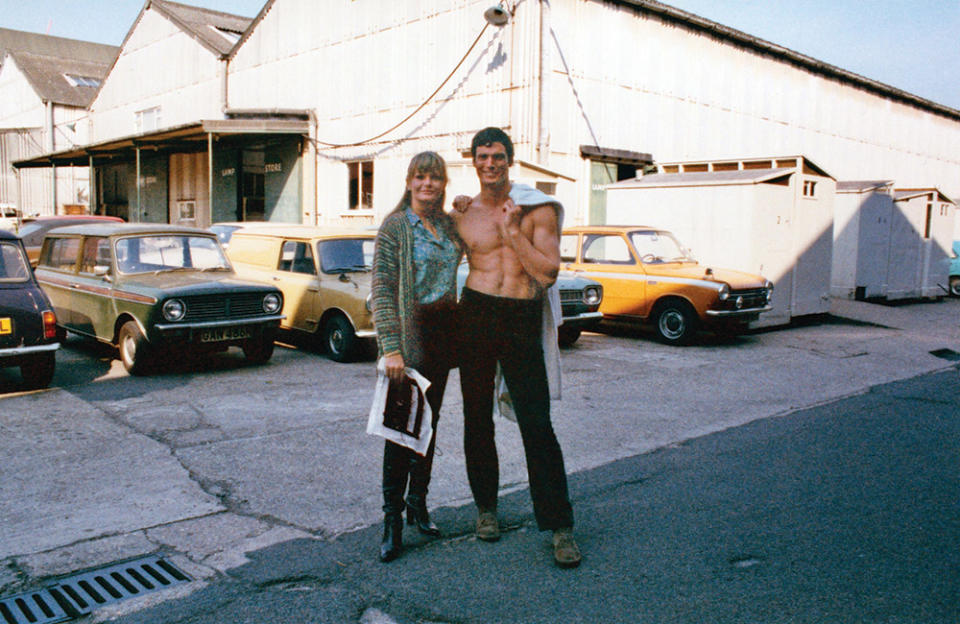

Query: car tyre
[
  {"left": 119, "top": 320, "right": 153, "bottom": 375},
  {"left": 950, "top": 276, "right": 960, "bottom": 297},
  {"left": 323, "top": 315, "right": 357, "bottom": 362},
  {"left": 243, "top": 330, "right": 276, "bottom": 364},
  {"left": 652, "top": 300, "right": 698, "bottom": 345},
  {"left": 20, "top": 352, "right": 55, "bottom": 389},
  {"left": 557, "top": 327, "right": 582, "bottom": 347}
]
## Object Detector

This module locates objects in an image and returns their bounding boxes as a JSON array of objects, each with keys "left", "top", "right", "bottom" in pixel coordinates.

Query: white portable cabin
[
  {"left": 883, "top": 188, "right": 955, "bottom": 300},
  {"left": 604, "top": 156, "right": 835, "bottom": 327},
  {"left": 832, "top": 181, "right": 896, "bottom": 300}
]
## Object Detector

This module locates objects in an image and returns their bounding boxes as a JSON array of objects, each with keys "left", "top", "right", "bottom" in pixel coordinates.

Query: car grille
[
  {"left": 559, "top": 289, "right": 582, "bottom": 303},
  {"left": 719, "top": 288, "right": 769, "bottom": 310},
  {"left": 180, "top": 293, "right": 266, "bottom": 322}
]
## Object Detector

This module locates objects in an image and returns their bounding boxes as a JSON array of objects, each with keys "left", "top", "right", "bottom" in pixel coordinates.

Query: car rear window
[{"left": 0, "top": 241, "right": 29, "bottom": 281}]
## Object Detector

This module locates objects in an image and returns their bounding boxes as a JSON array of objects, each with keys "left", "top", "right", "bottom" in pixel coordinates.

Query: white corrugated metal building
[
  {"left": 604, "top": 156, "right": 835, "bottom": 326},
  {"left": 12, "top": 0, "right": 960, "bottom": 239},
  {"left": 0, "top": 28, "right": 117, "bottom": 217}
]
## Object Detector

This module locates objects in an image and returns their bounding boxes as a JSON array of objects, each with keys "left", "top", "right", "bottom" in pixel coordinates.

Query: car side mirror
[{"left": 94, "top": 265, "right": 110, "bottom": 277}]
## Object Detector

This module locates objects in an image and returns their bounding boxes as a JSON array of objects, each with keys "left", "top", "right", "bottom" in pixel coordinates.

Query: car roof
[
  {"left": 0, "top": 229, "right": 20, "bottom": 241},
  {"left": 28, "top": 215, "right": 123, "bottom": 222},
  {"left": 229, "top": 223, "right": 375, "bottom": 239},
  {"left": 563, "top": 225, "right": 660, "bottom": 233},
  {"left": 43, "top": 222, "right": 216, "bottom": 237}
]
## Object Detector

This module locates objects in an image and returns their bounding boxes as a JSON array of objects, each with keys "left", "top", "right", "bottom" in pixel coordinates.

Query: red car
[{"left": 18, "top": 215, "right": 123, "bottom": 266}]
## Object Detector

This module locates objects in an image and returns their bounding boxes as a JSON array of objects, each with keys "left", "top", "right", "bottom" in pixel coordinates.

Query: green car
[{"left": 34, "top": 223, "right": 284, "bottom": 375}]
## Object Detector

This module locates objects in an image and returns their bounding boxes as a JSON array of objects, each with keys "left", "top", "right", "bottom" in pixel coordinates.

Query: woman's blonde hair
[{"left": 393, "top": 151, "right": 448, "bottom": 215}]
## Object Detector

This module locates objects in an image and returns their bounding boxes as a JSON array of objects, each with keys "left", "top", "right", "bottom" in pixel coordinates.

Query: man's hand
[
  {"left": 498, "top": 198, "right": 522, "bottom": 238},
  {"left": 452, "top": 195, "right": 474, "bottom": 213},
  {"left": 383, "top": 352, "right": 406, "bottom": 383}
]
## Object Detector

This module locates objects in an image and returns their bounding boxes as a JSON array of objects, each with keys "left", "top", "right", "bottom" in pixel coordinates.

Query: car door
[
  {"left": 69, "top": 236, "right": 115, "bottom": 339},
  {"left": 275, "top": 239, "right": 320, "bottom": 333},
  {"left": 35, "top": 235, "right": 82, "bottom": 329},
  {"left": 576, "top": 232, "right": 649, "bottom": 320}
]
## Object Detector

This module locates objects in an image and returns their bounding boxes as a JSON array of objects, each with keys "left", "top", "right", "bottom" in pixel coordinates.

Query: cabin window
[
  {"left": 63, "top": 74, "right": 101, "bottom": 88},
  {"left": 135, "top": 106, "right": 162, "bottom": 133},
  {"left": 803, "top": 180, "right": 817, "bottom": 197},
  {"left": 348, "top": 160, "right": 374, "bottom": 210}
]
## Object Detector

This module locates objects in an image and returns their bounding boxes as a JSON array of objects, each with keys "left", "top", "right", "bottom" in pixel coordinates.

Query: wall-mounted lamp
[{"left": 484, "top": 4, "right": 510, "bottom": 26}]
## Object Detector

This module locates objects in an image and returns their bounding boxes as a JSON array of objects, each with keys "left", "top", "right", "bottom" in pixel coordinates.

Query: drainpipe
[
  {"left": 88, "top": 155, "right": 97, "bottom": 215},
  {"left": 208, "top": 132, "right": 214, "bottom": 228},
  {"left": 46, "top": 100, "right": 57, "bottom": 214},
  {"left": 135, "top": 146, "right": 141, "bottom": 223},
  {"left": 536, "top": 0, "right": 550, "bottom": 166},
  {"left": 308, "top": 109, "right": 318, "bottom": 225},
  {"left": 220, "top": 58, "right": 229, "bottom": 113}
]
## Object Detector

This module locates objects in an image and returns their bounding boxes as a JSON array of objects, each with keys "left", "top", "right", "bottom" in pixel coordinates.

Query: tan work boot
[
  {"left": 552, "top": 527, "right": 581, "bottom": 568},
  {"left": 475, "top": 510, "right": 500, "bottom": 541}
]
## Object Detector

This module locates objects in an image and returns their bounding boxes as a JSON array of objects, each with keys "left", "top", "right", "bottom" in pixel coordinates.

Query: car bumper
[
  {"left": 560, "top": 311, "right": 603, "bottom": 327},
  {"left": 705, "top": 305, "right": 772, "bottom": 319},
  {"left": 0, "top": 342, "right": 59, "bottom": 358},
  {"left": 154, "top": 315, "right": 286, "bottom": 332},
  {"left": 355, "top": 329, "right": 377, "bottom": 339}
]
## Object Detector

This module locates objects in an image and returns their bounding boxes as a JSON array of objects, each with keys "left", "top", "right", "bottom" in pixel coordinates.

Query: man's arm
[{"left": 501, "top": 202, "right": 560, "bottom": 288}]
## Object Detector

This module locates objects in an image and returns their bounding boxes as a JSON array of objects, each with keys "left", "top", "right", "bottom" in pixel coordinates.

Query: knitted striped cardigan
[{"left": 371, "top": 208, "right": 461, "bottom": 369}]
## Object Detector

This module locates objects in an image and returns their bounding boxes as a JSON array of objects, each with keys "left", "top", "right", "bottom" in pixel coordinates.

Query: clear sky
[{"left": 2, "top": 0, "right": 959, "bottom": 110}]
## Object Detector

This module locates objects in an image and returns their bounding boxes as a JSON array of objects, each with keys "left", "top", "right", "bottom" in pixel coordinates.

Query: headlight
[
  {"left": 764, "top": 280, "right": 774, "bottom": 303},
  {"left": 583, "top": 286, "right": 601, "bottom": 305},
  {"left": 263, "top": 293, "right": 282, "bottom": 314},
  {"left": 162, "top": 298, "right": 185, "bottom": 321},
  {"left": 365, "top": 292, "right": 373, "bottom": 313},
  {"left": 718, "top": 283, "right": 730, "bottom": 301}
]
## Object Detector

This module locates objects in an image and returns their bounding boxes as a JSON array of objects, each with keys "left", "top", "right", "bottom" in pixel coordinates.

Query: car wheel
[
  {"left": 557, "top": 327, "right": 581, "bottom": 347},
  {"left": 119, "top": 320, "right": 153, "bottom": 375},
  {"left": 323, "top": 315, "right": 357, "bottom": 363},
  {"left": 653, "top": 300, "right": 698, "bottom": 345},
  {"left": 20, "top": 352, "right": 55, "bottom": 389},
  {"left": 243, "top": 330, "right": 276, "bottom": 364},
  {"left": 950, "top": 276, "right": 960, "bottom": 297}
]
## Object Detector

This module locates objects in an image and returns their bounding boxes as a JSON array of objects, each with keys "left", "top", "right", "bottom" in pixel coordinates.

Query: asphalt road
[
  {"left": 106, "top": 367, "right": 960, "bottom": 624},
  {"left": 1, "top": 296, "right": 958, "bottom": 623}
]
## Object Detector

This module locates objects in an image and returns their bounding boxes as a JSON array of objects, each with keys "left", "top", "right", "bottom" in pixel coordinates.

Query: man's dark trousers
[{"left": 459, "top": 287, "right": 574, "bottom": 531}]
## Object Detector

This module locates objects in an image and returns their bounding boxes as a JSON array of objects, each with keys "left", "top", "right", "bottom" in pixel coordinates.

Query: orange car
[{"left": 560, "top": 226, "right": 772, "bottom": 344}]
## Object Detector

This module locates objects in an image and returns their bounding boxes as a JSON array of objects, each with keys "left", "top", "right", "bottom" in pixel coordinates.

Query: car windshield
[
  {"left": 318, "top": 238, "right": 374, "bottom": 274},
  {"left": 115, "top": 235, "right": 231, "bottom": 274},
  {"left": 629, "top": 230, "right": 693, "bottom": 263},
  {"left": 0, "top": 241, "right": 30, "bottom": 282}
]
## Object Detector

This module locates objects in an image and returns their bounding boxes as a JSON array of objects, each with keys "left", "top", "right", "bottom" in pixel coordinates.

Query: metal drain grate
[
  {"left": 49, "top": 555, "right": 191, "bottom": 617},
  {"left": 0, "top": 555, "right": 191, "bottom": 624},
  {"left": 0, "top": 589, "right": 70, "bottom": 624}
]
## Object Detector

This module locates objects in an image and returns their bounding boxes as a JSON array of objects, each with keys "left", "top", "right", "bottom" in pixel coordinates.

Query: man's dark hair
[{"left": 471, "top": 127, "right": 514, "bottom": 163}]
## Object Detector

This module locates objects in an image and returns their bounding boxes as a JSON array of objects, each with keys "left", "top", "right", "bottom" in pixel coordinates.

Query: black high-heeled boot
[
  {"left": 379, "top": 513, "right": 403, "bottom": 562},
  {"left": 380, "top": 441, "right": 409, "bottom": 563},
  {"left": 405, "top": 495, "right": 440, "bottom": 536}
]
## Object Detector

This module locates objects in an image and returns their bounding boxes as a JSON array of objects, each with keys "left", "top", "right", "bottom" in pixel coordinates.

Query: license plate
[
  {"left": 199, "top": 325, "right": 252, "bottom": 343},
  {"left": 0, "top": 318, "right": 10, "bottom": 335}
]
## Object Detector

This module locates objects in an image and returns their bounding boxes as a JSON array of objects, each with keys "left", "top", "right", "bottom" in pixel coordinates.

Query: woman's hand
[
  {"left": 452, "top": 195, "right": 473, "bottom": 213},
  {"left": 383, "top": 352, "right": 406, "bottom": 383}
]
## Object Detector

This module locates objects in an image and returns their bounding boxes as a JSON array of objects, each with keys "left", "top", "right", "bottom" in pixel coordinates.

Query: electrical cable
[{"left": 314, "top": 21, "right": 492, "bottom": 148}]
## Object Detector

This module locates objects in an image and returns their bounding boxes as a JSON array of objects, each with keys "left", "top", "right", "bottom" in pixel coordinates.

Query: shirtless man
[{"left": 451, "top": 127, "right": 580, "bottom": 568}]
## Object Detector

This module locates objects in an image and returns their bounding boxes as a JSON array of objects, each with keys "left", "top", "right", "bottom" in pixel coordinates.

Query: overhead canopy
[{"left": 13, "top": 117, "right": 310, "bottom": 169}]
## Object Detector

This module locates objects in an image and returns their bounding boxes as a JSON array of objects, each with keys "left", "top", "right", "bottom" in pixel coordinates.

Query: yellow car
[
  {"left": 561, "top": 225, "right": 773, "bottom": 345},
  {"left": 222, "top": 223, "right": 376, "bottom": 361}
]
